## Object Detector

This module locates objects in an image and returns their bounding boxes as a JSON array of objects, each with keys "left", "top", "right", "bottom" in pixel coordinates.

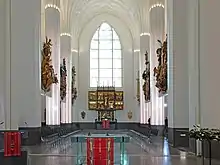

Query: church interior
[{"left": 1, "top": 0, "right": 220, "bottom": 165}]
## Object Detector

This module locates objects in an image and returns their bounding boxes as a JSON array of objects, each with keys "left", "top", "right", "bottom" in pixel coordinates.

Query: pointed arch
[{"left": 90, "top": 22, "right": 122, "bottom": 87}]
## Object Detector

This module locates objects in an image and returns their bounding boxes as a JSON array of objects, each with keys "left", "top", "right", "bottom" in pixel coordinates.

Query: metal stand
[
  {"left": 120, "top": 137, "right": 125, "bottom": 165},
  {"left": 208, "top": 141, "right": 212, "bottom": 165},
  {"left": 202, "top": 140, "right": 204, "bottom": 165},
  {"left": 202, "top": 140, "right": 212, "bottom": 165},
  {"left": 76, "top": 137, "right": 83, "bottom": 165}
]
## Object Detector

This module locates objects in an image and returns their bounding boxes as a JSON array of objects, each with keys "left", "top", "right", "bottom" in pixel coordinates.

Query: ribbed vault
[{"left": 60, "top": 0, "right": 151, "bottom": 48}]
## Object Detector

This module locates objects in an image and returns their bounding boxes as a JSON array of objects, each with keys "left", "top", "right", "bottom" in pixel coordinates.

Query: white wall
[{"left": 74, "top": 14, "right": 139, "bottom": 122}]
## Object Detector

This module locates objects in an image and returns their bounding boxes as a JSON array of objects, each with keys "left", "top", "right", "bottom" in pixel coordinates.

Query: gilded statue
[
  {"left": 60, "top": 58, "right": 67, "bottom": 100},
  {"left": 142, "top": 51, "right": 150, "bottom": 102},
  {"left": 128, "top": 111, "right": 132, "bottom": 119},
  {"left": 41, "top": 37, "right": 58, "bottom": 93},
  {"left": 153, "top": 36, "right": 168, "bottom": 94},
  {"left": 72, "top": 66, "right": 77, "bottom": 104},
  {"left": 104, "top": 97, "right": 108, "bottom": 107},
  {"left": 136, "top": 71, "right": 140, "bottom": 103}
]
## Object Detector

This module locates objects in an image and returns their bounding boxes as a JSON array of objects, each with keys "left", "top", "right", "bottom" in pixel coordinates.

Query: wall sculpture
[
  {"left": 128, "top": 111, "right": 132, "bottom": 119},
  {"left": 142, "top": 51, "right": 150, "bottom": 102},
  {"left": 153, "top": 36, "right": 167, "bottom": 95},
  {"left": 72, "top": 66, "right": 77, "bottom": 104},
  {"left": 81, "top": 111, "right": 86, "bottom": 119},
  {"left": 41, "top": 37, "right": 58, "bottom": 93},
  {"left": 136, "top": 71, "right": 140, "bottom": 104},
  {"left": 60, "top": 58, "right": 67, "bottom": 101}
]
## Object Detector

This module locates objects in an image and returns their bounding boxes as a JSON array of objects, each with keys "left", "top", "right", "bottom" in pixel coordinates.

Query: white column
[
  {"left": 140, "top": 35, "right": 150, "bottom": 124},
  {"left": 1, "top": 0, "right": 41, "bottom": 129},
  {"left": 187, "top": 0, "right": 199, "bottom": 129},
  {"left": 149, "top": 6, "right": 165, "bottom": 125},
  {"left": 67, "top": 54, "right": 72, "bottom": 123},
  {"left": 167, "top": 0, "right": 189, "bottom": 133},
  {"left": 198, "top": 0, "right": 220, "bottom": 128},
  {"left": 138, "top": 50, "right": 144, "bottom": 124},
  {"left": 60, "top": 34, "right": 72, "bottom": 123},
  {"left": 45, "top": 1, "right": 61, "bottom": 125},
  {"left": 0, "top": 0, "right": 8, "bottom": 130},
  {"left": 133, "top": 51, "right": 140, "bottom": 122},
  {"left": 71, "top": 50, "right": 78, "bottom": 122}
]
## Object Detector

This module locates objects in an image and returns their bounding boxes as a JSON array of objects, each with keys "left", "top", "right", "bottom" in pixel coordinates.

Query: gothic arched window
[{"left": 90, "top": 23, "right": 122, "bottom": 87}]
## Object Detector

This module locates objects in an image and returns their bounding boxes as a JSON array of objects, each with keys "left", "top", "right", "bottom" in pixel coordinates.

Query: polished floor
[{"left": 26, "top": 130, "right": 220, "bottom": 165}]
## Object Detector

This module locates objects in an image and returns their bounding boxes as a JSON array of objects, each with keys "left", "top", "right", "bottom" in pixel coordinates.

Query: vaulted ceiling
[{"left": 59, "top": 0, "right": 164, "bottom": 47}]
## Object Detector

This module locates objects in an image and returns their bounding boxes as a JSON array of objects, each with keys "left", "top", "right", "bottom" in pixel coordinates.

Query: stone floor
[{"left": 26, "top": 130, "right": 220, "bottom": 165}]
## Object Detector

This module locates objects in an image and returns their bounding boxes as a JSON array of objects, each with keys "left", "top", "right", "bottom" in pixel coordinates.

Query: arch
[
  {"left": 78, "top": 13, "right": 133, "bottom": 51},
  {"left": 68, "top": 0, "right": 140, "bottom": 48},
  {"left": 73, "top": 13, "right": 133, "bottom": 49},
  {"left": 89, "top": 22, "right": 123, "bottom": 87}
]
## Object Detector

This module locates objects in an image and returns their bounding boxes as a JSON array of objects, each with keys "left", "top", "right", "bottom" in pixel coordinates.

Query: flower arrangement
[{"left": 189, "top": 125, "right": 220, "bottom": 141}]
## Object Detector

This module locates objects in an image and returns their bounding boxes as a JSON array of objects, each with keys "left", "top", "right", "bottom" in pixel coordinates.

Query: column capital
[
  {"left": 149, "top": 3, "right": 165, "bottom": 13},
  {"left": 45, "top": 0, "right": 60, "bottom": 12},
  {"left": 149, "top": 4, "right": 165, "bottom": 36},
  {"left": 60, "top": 33, "right": 72, "bottom": 38},
  {"left": 140, "top": 34, "right": 150, "bottom": 39},
  {"left": 45, "top": 0, "right": 60, "bottom": 8},
  {"left": 140, "top": 32, "right": 150, "bottom": 37},
  {"left": 71, "top": 49, "right": 79, "bottom": 55}
]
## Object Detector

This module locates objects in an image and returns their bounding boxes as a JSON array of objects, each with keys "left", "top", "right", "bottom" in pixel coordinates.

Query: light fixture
[
  {"left": 60, "top": 33, "right": 71, "bottom": 37},
  {"left": 71, "top": 49, "right": 78, "bottom": 53},
  {"left": 149, "top": 3, "right": 165, "bottom": 12},
  {"left": 45, "top": 4, "right": 61, "bottom": 12},
  {"left": 140, "top": 33, "right": 150, "bottom": 36},
  {"left": 134, "top": 49, "right": 140, "bottom": 53}
]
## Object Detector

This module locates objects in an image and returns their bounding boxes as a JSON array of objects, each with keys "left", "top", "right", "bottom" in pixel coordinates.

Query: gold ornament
[
  {"left": 136, "top": 71, "right": 140, "bottom": 103},
  {"left": 41, "top": 37, "right": 58, "bottom": 93},
  {"left": 72, "top": 66, "right": 77, "bottom": 104},
  {"left": 60, "top": 58, "right": 67, "bottom": 101},
  {"left": 153, "top": 35, "right": 167, "bottom": 95},
  {"left": 142, "top": 51, "right": 150, "bottom": 102}
]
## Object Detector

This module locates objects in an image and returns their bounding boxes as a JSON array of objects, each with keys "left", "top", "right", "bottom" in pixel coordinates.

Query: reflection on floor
[{"left": 26, "top": 130, "right": 220, "bottom": 165}]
